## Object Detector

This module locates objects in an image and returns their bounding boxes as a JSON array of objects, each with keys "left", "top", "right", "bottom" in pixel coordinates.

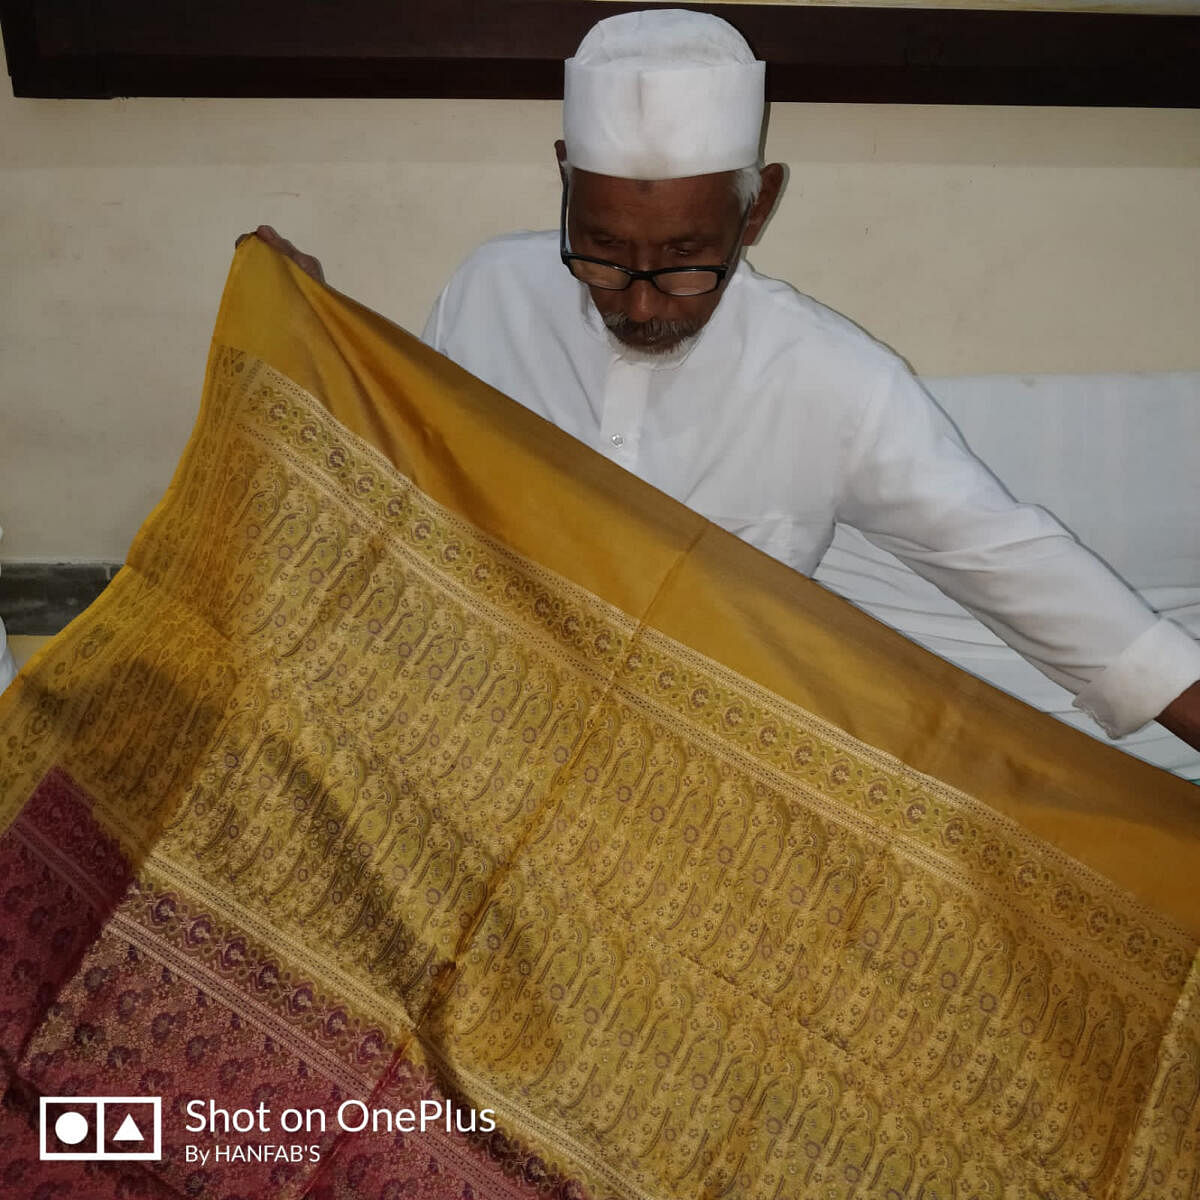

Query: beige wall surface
[{"left": 1, "top": 84, "right": 1199, "bottom": 562}]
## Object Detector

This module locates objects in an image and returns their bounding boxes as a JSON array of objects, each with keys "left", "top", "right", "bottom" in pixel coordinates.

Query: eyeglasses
[{"left": 559, "top": 181, "right": 750, "bottom": 298}]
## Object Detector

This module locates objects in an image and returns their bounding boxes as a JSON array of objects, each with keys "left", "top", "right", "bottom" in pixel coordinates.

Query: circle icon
[{"left": 54, "top": 1111, "right": 90, "bottom": 1145}]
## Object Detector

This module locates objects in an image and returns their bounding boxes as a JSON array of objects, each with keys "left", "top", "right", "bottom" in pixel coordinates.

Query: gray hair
[
  {"left": 732, "top": 164, "right": 763, "bottom": 210},
  {"left": 563, "top": 160, "right": 762, "bottom": 210}
]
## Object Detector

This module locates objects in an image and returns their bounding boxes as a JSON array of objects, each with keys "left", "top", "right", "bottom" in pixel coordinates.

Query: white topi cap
[{"left": 563, "top": 9, "right": 765, "bottom": 181}]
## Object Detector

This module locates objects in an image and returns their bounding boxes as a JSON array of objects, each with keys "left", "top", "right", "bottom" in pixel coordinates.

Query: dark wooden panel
[
  {"left": 3, "top": 0, "right": 1199, "bottom": 106},
  {"left": 0, "top": 562, "right": 121, "bottom": 636}
]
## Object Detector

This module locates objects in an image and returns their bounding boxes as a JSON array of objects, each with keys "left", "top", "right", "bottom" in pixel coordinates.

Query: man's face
[{"left": 564, "top": 167, "right": 747, "bottom": 355}]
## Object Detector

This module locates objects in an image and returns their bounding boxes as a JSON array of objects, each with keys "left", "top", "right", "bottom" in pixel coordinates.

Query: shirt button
[{"left": 611, "top": 434, "right": 624, "bottom": 447}]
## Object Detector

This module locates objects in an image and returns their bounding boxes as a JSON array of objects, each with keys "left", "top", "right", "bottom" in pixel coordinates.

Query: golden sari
[{"left": 2, "top": 239, "right": 1198, "bottom": 1198}]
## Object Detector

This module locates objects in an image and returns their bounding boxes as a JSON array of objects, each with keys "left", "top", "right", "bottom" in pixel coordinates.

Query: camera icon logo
[{"left": 39, "top": 1096, "right": 162, "bottom": 1161}]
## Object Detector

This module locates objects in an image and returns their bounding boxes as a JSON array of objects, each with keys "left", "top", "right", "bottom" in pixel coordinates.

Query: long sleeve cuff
[{"left": 1073, "top": 617, "right": 1200, "bottom": 738}]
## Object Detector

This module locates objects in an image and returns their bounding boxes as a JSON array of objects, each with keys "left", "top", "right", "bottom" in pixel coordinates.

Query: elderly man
[{"left": 254, "top": 8, "right": 1200, "bottom": 755}]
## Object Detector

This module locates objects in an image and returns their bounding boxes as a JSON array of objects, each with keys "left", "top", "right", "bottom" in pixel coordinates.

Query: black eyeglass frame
[{"left": 558, "top": 180, "right": 752, "bottom": 298}]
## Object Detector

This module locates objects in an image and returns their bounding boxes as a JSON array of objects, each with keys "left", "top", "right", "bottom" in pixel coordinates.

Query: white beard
[{"left": 605, "top": 328, "right": 701, "bottom": 368}]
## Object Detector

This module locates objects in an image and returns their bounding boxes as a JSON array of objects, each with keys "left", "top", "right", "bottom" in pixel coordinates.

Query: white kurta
[{"left": 422, "top": 230, "right": 1200, "bottom": 738}]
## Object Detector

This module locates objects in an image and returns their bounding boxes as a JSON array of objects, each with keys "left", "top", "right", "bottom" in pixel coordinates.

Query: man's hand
[
  {"left": 235, "top": 225, "right": 325, "bottom": 284},
  {"left": 1158, "top": 679, "right": 1200, "bottom": 753}
]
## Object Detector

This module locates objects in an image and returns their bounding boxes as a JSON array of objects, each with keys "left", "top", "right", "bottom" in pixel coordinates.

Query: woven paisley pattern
[{"left": 1, "top": 246, "right": 1198, "bottom": 1199}]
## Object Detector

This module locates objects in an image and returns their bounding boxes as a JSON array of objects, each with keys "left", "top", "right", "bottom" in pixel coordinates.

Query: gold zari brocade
[{"left": 3, "top": 240, "right": 1200, "bottom": 1198}]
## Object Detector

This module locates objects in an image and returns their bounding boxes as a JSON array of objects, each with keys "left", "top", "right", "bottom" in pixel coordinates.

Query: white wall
[{"left": 2, "top": 87, "right": 1199, "bottom": 561}]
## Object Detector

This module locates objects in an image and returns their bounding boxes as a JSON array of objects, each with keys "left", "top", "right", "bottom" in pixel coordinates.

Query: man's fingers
[
  {"left": 241, "top": 225, "right": 293, "bottom": 255},
  {"left": 295, "top": 254, "right": 326, "bottom": 284},
  {"left": 234, "top": 226, "right": 325, "bottom": 283},
  {"left": 257, "top": 225, "right": 294, "bottom": 253}
]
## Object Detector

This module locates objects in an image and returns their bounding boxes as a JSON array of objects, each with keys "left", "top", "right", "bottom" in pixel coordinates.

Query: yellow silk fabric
[{"left": 3, "top": 238, "right": 1199, "bottom": 1197}]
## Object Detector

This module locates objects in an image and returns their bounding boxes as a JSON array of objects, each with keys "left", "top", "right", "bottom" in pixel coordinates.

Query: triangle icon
[{"left": 113, "top": 1114, "right": 144, "bottom": 1142}]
